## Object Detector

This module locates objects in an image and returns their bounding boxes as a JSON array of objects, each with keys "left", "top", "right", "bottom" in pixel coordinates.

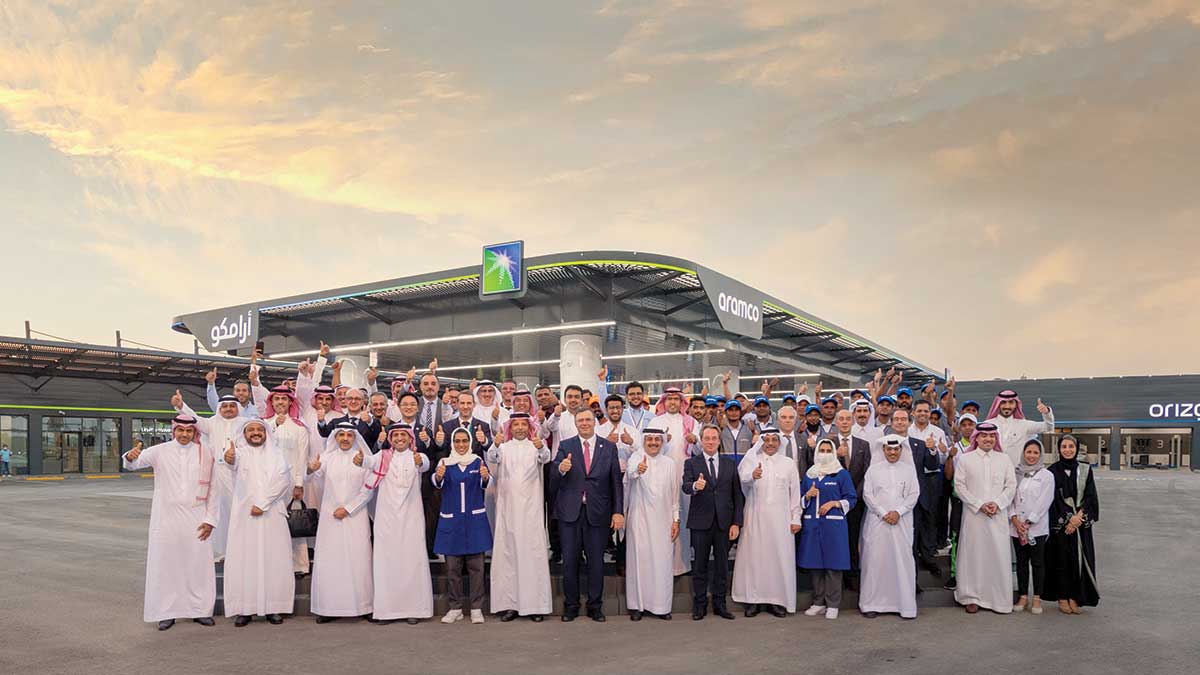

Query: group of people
[{"left": 127, "top": 346, "right": 1100, "bottom": 630}]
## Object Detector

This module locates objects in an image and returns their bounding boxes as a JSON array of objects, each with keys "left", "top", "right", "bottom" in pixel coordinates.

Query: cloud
[
  {"left": 1008, "top": 246, "right": 1084, "bottom": 304},
  {"left": 356, "top": 44, "right": 391, "bottom": 53}
]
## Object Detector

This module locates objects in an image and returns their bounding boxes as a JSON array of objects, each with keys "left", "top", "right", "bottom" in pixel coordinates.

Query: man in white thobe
[
  {"left": 307, "top": 422, "right": 375, "bottom": 622},
  {"left": 255, "top": 384, "right": 313, "bottom": 574},
  {"left": 121, "top": 414, "right": 217, "bottom": 630},
  {"left": 624, "top": 428, "right": 680, "bottom": 620},
  {"left": 358, "top": 423, "right": 433, "bottom": 624},
  {"left": 175, "top": 389, "right": 241, "bottom": 562},
  {"left": 953, "top": 422, "right": 1017, "bottom": 614},
  {"left": 487, "top": 413, "right": 553, "bottom": 621},
  {"left": 985, "top": 389, "right": 1055, "bottom": 468},
  {"left": 219, "top": 419, "right": 295, "bottom": 626},
  {"left": 732, "top": 428, "right": 802, "bottom": 616},
  {"left": 650, "top": 387, "right": 697, "bottom": 575},
  {"left": 859, "top": 435, "right": 920, "bottom": 619}
]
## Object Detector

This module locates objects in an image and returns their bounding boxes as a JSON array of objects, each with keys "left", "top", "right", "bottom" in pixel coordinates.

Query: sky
[{"left": 1, "top": 1, "right": 1198, "bottom": 380}]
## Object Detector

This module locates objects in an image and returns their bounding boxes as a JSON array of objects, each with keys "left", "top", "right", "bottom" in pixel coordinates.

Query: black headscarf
[{"left": 1050, "top": 434, "right": 1081, "bottom": 498}]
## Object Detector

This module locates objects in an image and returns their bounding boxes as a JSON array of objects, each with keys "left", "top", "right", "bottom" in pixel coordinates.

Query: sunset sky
[{"left": 2, "top": 1, "right": 1198, "bottom": 379}]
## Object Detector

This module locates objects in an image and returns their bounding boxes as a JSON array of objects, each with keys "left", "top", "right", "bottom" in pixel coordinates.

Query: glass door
[{"left": 60, "top": 431, "right": 83, "bottom": 473}]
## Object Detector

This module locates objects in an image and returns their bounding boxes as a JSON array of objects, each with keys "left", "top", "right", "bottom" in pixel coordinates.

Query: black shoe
[
  {"left": 943, "top": 576, "right": 957, "bottom": 591},
  {"left": 193, "top": 617, "right": 215, "bottom": 627},
  {"left": 692, "top": 608, "right": 706, "bottom": 621},
  {"left": 371, "top": 618, "right": 393, "bottom": 625},
  {"left": 157, "top": 619, "right": 175, "bottom": 631},
  {"left": 714, "top": 607, "right": 735, "bottom": 620},
  {"left": 266, "top": 614, "right": 283, "bottom": 625},
  {"left": 588, "top": 610, "right": 606, "bottom": 622},
  {"left": 744, "top": 604, "right": 761, "bottom": 618},
  {"left": 234, "top": 615, "right": 251, "bottom": 628},
  {"left": 502, "top": 610, "right": 520, "bottom": 622},
  {"left": 550, "top": 552, "right": 563, "bottom": 563},
  {"left": 661, "top": 613, "right": 672, "bottom": 621},
  {"left": 561, "top": 609, "right": 578, "bottom": 622},
  {"left": 530, "top": 615, "right": 544, "bottom": 623},
  {"left": 629, "top": 610, "right": 643, "bottom": 621},
  {"left": 315, "top": 615, "right": 335, "bottom": 624},
  {"left": 863, "top": 611, "right": 878, "bottom": 619},
  {"left": 767, "top": 605, "right": 787, "bottom": 618},
  {"left": 405, "top": 618, "right": 420, "bottom": 625},
  {"left": 294, "top": 571, "right": 308, "bottom": 579}
]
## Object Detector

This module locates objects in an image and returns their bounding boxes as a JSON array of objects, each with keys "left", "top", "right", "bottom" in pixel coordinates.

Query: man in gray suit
[{"left": 774, "top": 405, "right": 810, "bottom": 476}]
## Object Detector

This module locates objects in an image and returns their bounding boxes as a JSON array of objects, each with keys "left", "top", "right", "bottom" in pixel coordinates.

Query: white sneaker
[
  {"left": 441, "top": 609, "right": 463, "bottom": 624},
  {"left": 825, "top": 608, "right": 839, "bottom": 620},
  {"left": 470, "top": 609, "right": 484, "bottom": 624},
  {"left": 804, "top": 605, "right": 827, "bottom": 616}
]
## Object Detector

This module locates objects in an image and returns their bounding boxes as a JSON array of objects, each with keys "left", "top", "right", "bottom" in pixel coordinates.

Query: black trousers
[
  {"left": 422, "top": 482, "right": 441, "bottom": 557},
  {"left": 690, "top": 523, "right": 732, "bottom": 610},
  {"left": 559, "top": 516, "right": 610, "bottom": 613},
  {"left": 1014, "top": 535, "right": 1048, "bottom": 597},
  {"left": 935, "top": 477, "right": 953, "bottom": 545},
  {"left": 846, "top": 502, "right": 865, "bottom": 578}
]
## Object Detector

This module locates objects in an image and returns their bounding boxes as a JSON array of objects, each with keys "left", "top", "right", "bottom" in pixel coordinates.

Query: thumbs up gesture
[
  {"left": 807, "top": 434, "right": 817, "bottom": 449},
  {"left": 413, "top": 451, "right": 423, "bottom": 467},
  {"left": 307, "top": 456, "right": 322, "bottom": 473},
  {"left": 1036, "top": 398, "right": 1050, "bottom": 415},
  {"left": 435, "top": 426, "right": 446, "bottom": 446},
  {"left": 170, "top": 389, "right": 183, "bottom": 410},
  {"left": 205, "top": 368, "right": 217, "bottom": 384},
  {"left": 532, "top": 435, "right": 544, "bottom": 450},
  {"left": 475, "top": 425, "right": 487, "bottom": 444},
  {"left": 926, "top": 436, "right": 938, "bottom": 454},
  {"left": 435, "top": 460, "right": 446, "bottom": 481},
  {"left": 837, "top": 438, "right": 849, "bottom": 458},
  {"left": 694, "top": 472, "right": 707, "bottom": 492},
  {"left": 419, "top": 427, "right": 431, "bottom": 444},
  {"left": 752, "top": 462, "right": 763, "bottom": 480},
  {"left": 607, "top": 428, "right": 619, "bottom": 443},
  {"left": 224, "top": 440, "right": 236, "bottom": 465},
  {"left": 637, "top": 454, "right": 648, "bottom": 475},
  {"left": 621, "top": 429, "right": 633, "bottom": 446},
  {"left": 805, "top": 483, "right": 819, "bottom": 500},
  {"left": 353, "top": 450, "right": 363, "bottom": 467},
  {"left": 125, "top": 440, "right": 144, "bottom": 461},
  {"left": 559, "top": 453, "right": 573, "bottom": 475},
  {"left": 491, "top": 405, "right": 500, "bottom": 421}
]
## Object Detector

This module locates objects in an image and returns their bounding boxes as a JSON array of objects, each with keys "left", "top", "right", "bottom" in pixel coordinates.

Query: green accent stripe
[
  {"left": 528, "top": 260, "right": 696, "bottom": 275},
  {"left": 0, "top": 404, "right": 209, "bottom": 416}
]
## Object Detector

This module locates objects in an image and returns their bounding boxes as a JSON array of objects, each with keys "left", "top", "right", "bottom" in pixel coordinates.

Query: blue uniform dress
[
  {"left": 797, "top": 469, "right": 858, "bottom": 571},
  {"left": 434, "top": 457, "right": 493, "bottom": 556}
]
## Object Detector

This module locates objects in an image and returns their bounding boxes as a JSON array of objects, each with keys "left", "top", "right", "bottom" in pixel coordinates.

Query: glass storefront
[
  {"left": 131, "top": 417, "right": 174, "bottom": 447},
  {"left": 41, "top": 416, "right": 121, "bottom": 474},
  {"left": 1, "top": 415, "right": 29, "bottom": 475}
]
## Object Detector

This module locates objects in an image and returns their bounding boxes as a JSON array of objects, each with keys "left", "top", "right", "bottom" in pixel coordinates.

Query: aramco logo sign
[
  {"left": 697, "top": 267, "right": 764, "bottom": 339},
  {"left": 480, "top": 240, "right": 527, "bottom": 300},
  {"left": 718, "top": 291, "right": 761, "bottom": 323}
]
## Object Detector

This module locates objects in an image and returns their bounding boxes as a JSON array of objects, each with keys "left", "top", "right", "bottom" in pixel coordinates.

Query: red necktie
[{"left": 583, "top": 439, "right": 592, "bottom": 474}]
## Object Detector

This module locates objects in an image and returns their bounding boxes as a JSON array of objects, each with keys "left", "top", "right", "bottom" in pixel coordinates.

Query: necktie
[
  {"left": 422, "top": 401, "right": 434, "bottom": 429},
  {"left": 783, "top": 436, "right": 792, "bottom": 459},
  {"left": 708, "top": 456, "right": 716, "bottom": 481},
  {"left": 583, "top": 439, "right": 592, "bottom": 474},
  {"left": 843, "top": 436, "right": 852, "bottom": 467}
]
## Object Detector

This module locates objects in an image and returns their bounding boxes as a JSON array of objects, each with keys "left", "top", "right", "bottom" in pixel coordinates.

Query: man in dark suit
[
  {"left": 826, "top": 408, "right": 872, "bottom": 590},
  {"left": 775, "top": 405, "right": 810, "bottom": 476},
  {"left": 433, "top": 390, "right": 492, "bottom": 460},
  {"left": 889, "top": 408, "right": 941, "bottom": 583},
  {"left": 549, "top": 408, "right": 624, "bottom": 622},
  {"left": 682, "top": 424, "right": 744, "bottom": 621},
  {"left": 318, "top": 387, "right": 381, "bottom": 448}
]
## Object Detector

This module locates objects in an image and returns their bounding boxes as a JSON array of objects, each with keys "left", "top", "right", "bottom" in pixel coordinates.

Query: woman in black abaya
[{"left": 1042, "top": 434, "right": 1100, "bottom": 613}]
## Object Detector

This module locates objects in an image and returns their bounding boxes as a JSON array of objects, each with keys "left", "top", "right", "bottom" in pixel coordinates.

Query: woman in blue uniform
[
  {"left": 433, "top": 427, "right": 493, "bottom": 625},
  {"left": 798, "top": 438, "right": 857, "bottom": 620}
]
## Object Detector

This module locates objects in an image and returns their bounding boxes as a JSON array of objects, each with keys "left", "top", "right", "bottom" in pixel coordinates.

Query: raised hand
[
  {"left": 1036, "top": 398, "right": 1050, "bottom": 415},
  {"left": 532, "top": 435, "right": 544, "bottom": 450},
  {"left": 428, "top": 358, "right": 438, "bottom": 373},
  {"left": 413, "top": 451, "right": 423, "bottom": 467},
  {"left": 807, "top": 434, "right": 817, "bottom": 449},
  {"left": 805, "top": 484, "right": 819, "bottom": 499},
  {"left": 475, "top": 426, "right": 487, "bottom": 445},
  {"left": 419, "top": 427, "right": 431, "bottom": 445},
  {"left": 837, "top": 438, "right": 848, "bottom": 459},
  {"left": 435, "top": 426, "right": 446, "bottom": 446},
  {"left": 554, "top": 403, "right": 565, "bottom": 416},
  {"left": 353, "top": 450, "right": 363, "bottom": 467},
  {"left": 366, "top": 367, "right": 377, "bottom": 384},
  {"left": 559, "top": 453, "right": 573, "bottom": 475},
  {"left": 247, "top": 365, "right": 260, "bottom": 386},
  {"left": 607, "top": 428, "right": 619, "bottom": 443},
  {"left": 435, "top": 460, "right": 446, "bottom": 481},
  {"left": 637, "top": 454, "right": 648, "bottom": 475},
  {"left": 170, "top": 389, "right": 183, "bottom": 410},
  {"left": 408, "top": 366, "right": 418, "bottom": 382},
  {"left": 224, "top": 440, "right": 236, "bottom": 465},
  {"left": 694, "top": 472, "right": 707, "bottom": 492},
  {"left": 442, "top": 389, "right": 454, "bottom": 405},
  {"left": 125, "top": 440, "right": 144, "bottom": 461},
  {"left": 319, "top": 340, "right": 331, "bottom": 358},
  {"left": 358, "top": 411, "right": 370, "bottom": 423},
  {"left": 480, "top": 464, "right": 490, "bottom": 480},
  {"left": 721, "top": 370, "right": 732, "bottom": 383},
  {"left": 331, "top": 360, "right": 344, "bottom": 374},
  {"left": 752, "top": 463, "right": 763, "bottom": 480},
  {"left": 307, "top": 456, "right": 322, "bottom": 474},
  {"left": 597, "top": 365, "right": 608, "bottom": 381},
  {"left": 620, "top": 429, "right": 634, "bottom": 446},
  {"left": 205, "top": 368, "right": 217, "bottom": 384}
]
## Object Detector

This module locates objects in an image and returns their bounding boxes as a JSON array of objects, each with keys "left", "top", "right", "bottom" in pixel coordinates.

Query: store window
[
  {"left": 41, "top": 416, "right": 121, "bottom": 473},
  {"left": 1, "top": 415, "right": 29, "bottom": 476}
]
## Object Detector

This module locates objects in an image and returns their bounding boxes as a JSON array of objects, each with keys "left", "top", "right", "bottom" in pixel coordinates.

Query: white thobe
[
  {"left": 486, "top": 438, "right": 553, "bottom": 615},
  {"left": 218, "top": 443, "right": 295, "bottom": 617},
  {"left": 650, "top": 412, "right": 694, "bottom": 575},
  {"left": 859, "top": 460, "right": 920, "bottom": 618},
  {"left": 624, "top": 451, "right": 680, "bottom": 614},
  {"left": 295, "top": 360, "right": 329, "bottom": 511},
  {"left": 598, "top": 419, "right": 643, "bottom": 473},
  {"left": 954, "top": 449, "right": 1017, "bottom": 612},
  {"left": 182, "top": 403, "right": 240, "bottom": 561},
  {"left": 359, "top": 449, "right": 433, "bottom": 620},
  {"left": 309, "top": 448, "right": 374, "bottom": 617},
  {"left": 123, "top": 441, "right": 218, "bottom": 622},
  {"left": 543, "top": 408, "right": 579, "bottom": 455},
  {"left": 732, "top": 452, "right": 802, "bottom": 612},
  {"left": 267, "top": 415, "right": 312, "bottom": 572},
  {"left": 987, "top": 409, "right": 1054, "bottom": 467}
]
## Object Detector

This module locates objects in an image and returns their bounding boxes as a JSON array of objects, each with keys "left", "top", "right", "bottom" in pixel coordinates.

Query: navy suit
[
  {"left": 908, "top": 437, "right": 942, "bottom": 570},
  {"left": 319, "top": 414, "right": 381, "bottom": 449},
  {"left": 436, "top": 417, "right": 492, "bottom": 461},
  {"left": 682, "top": 452, "right": 744, "bottom": 611},
  {"left": 549, "top": 435, "right": 623, "bottom": 614}
]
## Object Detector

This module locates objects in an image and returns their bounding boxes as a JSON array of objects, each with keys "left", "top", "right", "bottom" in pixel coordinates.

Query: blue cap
[
  {"left": 961, "top": 399, "right": 980, "bottom": 410},
  {"left": 939, "top": 389, "right": 952, "bottom": 400},
  {"left": 715, "top": 395, "right": 727, "bottom": 403},
  {"left": 804, "top": 404, "right": 821, "bottom": 414},
  {"left": 850, "top": 389, "right": 867, "bottom": 398},
  {"left": 877, "top": 395, "right": 897, "bottom": 405},
  {"left": 781, "top": 393, "right": 797, "bottom": 402},
  {"left": 821, "top": 396, "right": 838, "bottom": 405},
  {"left": 724, "top": 400, "right": 742, "bottom": 410},
  {"left": 897, "top": 387, "right": 913, "bottom": 397},
  {"left": 704, "top": 396, "right": 718, "bottom": 406},
  {"left": 753, "top": 396, "right": 770, "bottom": 406}
]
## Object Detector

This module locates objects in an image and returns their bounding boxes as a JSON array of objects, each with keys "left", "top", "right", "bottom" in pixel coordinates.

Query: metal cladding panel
[{"left": 955, "top": 376, "right": 1200, "bottom": 424}]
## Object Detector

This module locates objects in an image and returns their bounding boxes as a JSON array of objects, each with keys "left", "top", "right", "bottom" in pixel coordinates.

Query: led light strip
[
  {"left": 271, "top": 320, "right": 617, "bottom": 358},
  {"left": 601, "top": 349, "right": 725, "bottom": 361},
  {"left": 739, "top": 372, "right": 820, "bottom": 379}
]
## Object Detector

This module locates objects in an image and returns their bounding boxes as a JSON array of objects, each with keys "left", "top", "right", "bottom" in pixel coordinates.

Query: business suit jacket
[
  {"left": 682, "top": 453, "right": 744, "bottom": 531},
  {"left": 435, "top": 417, "right": 493, "bottom": 460},
  {"left": 776, "top": 429, "right": 811, "bottom": 476},
  {"left": 811, "top": 433, "right": 872, "bottom": 496},
  {"left": 319, "top": 414, "right": 381, "bottom": 450},
  {"left": 550, "top": 435, "right": 623, "bottom": 527},
  {"left": 908, "top": 438, "right": 941, "bottom": 510}
]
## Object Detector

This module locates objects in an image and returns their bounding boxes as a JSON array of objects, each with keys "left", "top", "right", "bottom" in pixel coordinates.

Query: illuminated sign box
[{"left": 480, "top": 240, "right": 527, "bottom": 300}]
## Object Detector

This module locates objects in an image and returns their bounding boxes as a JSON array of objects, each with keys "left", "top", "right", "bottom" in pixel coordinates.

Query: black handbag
[{"left": 286, "top": 498, "right": 320, "bottom": 538}]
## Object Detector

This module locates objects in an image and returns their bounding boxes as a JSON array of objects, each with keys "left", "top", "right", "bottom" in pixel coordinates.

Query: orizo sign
[
  {"left": 182, "top": 303, "right": 260, "bottom": 354},
  {"left": 696, "top": 267, "right": 764, "bottom": 339}
]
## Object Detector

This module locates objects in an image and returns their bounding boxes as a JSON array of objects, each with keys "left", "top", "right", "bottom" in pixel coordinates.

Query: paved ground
[{"left": 1, "top": 470, "right": 1197, "bottom": 674}]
